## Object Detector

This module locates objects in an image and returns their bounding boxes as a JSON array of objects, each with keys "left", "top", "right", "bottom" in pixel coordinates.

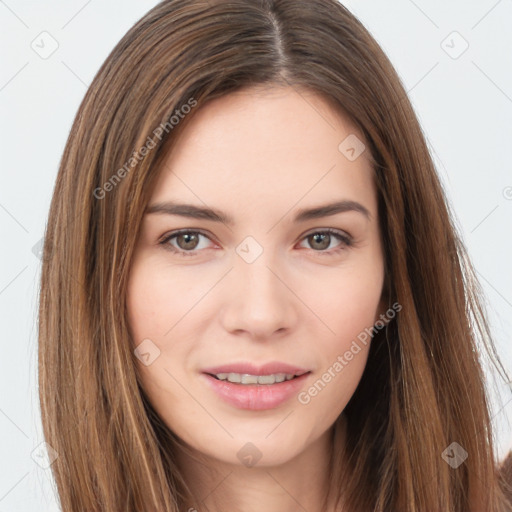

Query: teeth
[
  {"left": 214, "top": 372, "right": 297, "bottom": 384},
  {"left": 241, "top": 374, "right": 259, "bottom": 384}
]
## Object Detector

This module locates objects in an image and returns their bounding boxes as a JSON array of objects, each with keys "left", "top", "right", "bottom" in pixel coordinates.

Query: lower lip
[{"left": 201, "top": 373, "right": 311, "bottom": 410}]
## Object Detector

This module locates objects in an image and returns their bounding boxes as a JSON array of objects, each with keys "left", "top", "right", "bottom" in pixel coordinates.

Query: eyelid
[
  {"left": 301, "top": 227, "right": 352, "bottom": 242},
  {"left": 157, "top": 228, "right": 213, "bottom": 243}
]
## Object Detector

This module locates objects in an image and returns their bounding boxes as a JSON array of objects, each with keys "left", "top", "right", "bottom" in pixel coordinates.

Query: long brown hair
[{"left": 38, "top": 0, "right": 512, "bottom": 510}]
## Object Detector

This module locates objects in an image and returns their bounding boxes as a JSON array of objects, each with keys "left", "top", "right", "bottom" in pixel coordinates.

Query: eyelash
[{"left": 158, "top": 228, "right": 353, "bottom": 258}]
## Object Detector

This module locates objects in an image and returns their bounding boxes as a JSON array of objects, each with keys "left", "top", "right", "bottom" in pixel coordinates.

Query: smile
[
  {"left": 201, "top": 372, "right": 311, "bottom": 411},
  {"left": 210, "top": 372, "right": 302, "bottom": 384}
]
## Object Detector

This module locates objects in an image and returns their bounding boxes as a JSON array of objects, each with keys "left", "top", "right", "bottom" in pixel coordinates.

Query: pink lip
[
  {"left": 202, "top": 362, "right": 310, "bottom": 376},
  {"left": 200, "top": 361, "right": 311, "bottom": 411}
]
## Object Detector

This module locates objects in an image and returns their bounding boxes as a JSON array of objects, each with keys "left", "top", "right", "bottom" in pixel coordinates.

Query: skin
[{"left": 126, "top": 85, "right": 387, "bottom": 512}]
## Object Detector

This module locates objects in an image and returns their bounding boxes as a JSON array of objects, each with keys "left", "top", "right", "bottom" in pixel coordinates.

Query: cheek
[
  {"left": 125, "top": 278, "right": 211, "bottom": 451},
  {"left": 126, "top": 261, "right": 189, "bottom": 405},
  {"left": 126, "top": 259, "right": 209, "bottom": 395},
  {"left": 307, "top": 262, "right": 384, "bottom": 345},
  {"left": 296, "top": 345, "right": 369, "bottom": 437},
  {"left": 303, "top": 255, "right": 383, "bottom": 394},
  {"left": 126, "top": 256, "right": 208, "bottom": 345},
  {"left": 126, "top": 266, "right": 161, "bottom": 346},
  {"left": 331, "top": 275, "right": 382, "bottom": 344},
  {"left": 296, "top": 272, "right": 379, "bottom": 418}
]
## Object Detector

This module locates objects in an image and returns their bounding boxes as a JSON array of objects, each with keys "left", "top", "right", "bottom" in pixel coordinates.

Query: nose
[{"left": 219, "top": 251, "right": 298, "bottom": 341}]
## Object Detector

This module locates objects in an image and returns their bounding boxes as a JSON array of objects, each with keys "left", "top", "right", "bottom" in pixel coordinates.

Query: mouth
[
  {"left": 200, "top": 363, "right": 312, "bottom": 410},
  {"left": 206, "top": 371, "right": 308, "bottom": 385}
]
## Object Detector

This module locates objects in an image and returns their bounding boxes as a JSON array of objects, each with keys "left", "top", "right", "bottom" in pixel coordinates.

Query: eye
[
  {"left": 158, "top": 228, "right": 353, "bottom": 257},
  {"left": 297, "top": 228, "right": 353, "bottom": 255},
  {"left": 159, "top": 230, "right": 215, "bottom": 257}
]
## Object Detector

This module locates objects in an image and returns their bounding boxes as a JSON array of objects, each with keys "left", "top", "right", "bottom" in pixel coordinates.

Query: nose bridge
[{"left": 221, "top": 240, "right": 296, "bottom": 337}]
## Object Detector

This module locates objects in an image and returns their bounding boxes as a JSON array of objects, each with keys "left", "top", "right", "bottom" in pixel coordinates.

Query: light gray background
[{"left": 1, "top": 1, "right": 511, "bottom": 510}]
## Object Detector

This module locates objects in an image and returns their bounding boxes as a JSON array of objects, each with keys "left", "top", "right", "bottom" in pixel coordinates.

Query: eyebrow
[{"left": 145, "top": 199, "right": 371, "bottom": 225}]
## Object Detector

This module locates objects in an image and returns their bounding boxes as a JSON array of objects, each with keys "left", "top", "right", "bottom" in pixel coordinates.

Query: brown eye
[
  {"left": 307, "top": 233, "right": 331, "bottom": 250},
  {"left": 159, "top": 230, "right": 214, "bottom": 256},
  {"left": 175, "top": 232, "right": 200, "bottom": 250},
  {"left": 299, "top": 229, "right": 353, "bottom": 254}
]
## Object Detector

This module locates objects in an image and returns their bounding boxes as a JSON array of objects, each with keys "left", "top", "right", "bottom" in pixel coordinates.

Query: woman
[{"left": 38, "top": 0, "right": 512, "bottom": 510}]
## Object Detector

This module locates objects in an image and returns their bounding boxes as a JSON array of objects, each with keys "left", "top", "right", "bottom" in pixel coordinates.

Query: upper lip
[{"left": 202, "top": 362, "right": 310, "bottom": 376}]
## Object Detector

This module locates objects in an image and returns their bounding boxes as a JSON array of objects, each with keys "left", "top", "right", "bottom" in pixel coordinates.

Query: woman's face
[{"left": 126, "top": 86, "right": 386, "bottom": 467}]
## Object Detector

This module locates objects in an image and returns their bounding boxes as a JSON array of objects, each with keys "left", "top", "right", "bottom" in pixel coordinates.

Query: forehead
[{"left": 149, "top": 86, "right": 377, "bottom": 221}]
